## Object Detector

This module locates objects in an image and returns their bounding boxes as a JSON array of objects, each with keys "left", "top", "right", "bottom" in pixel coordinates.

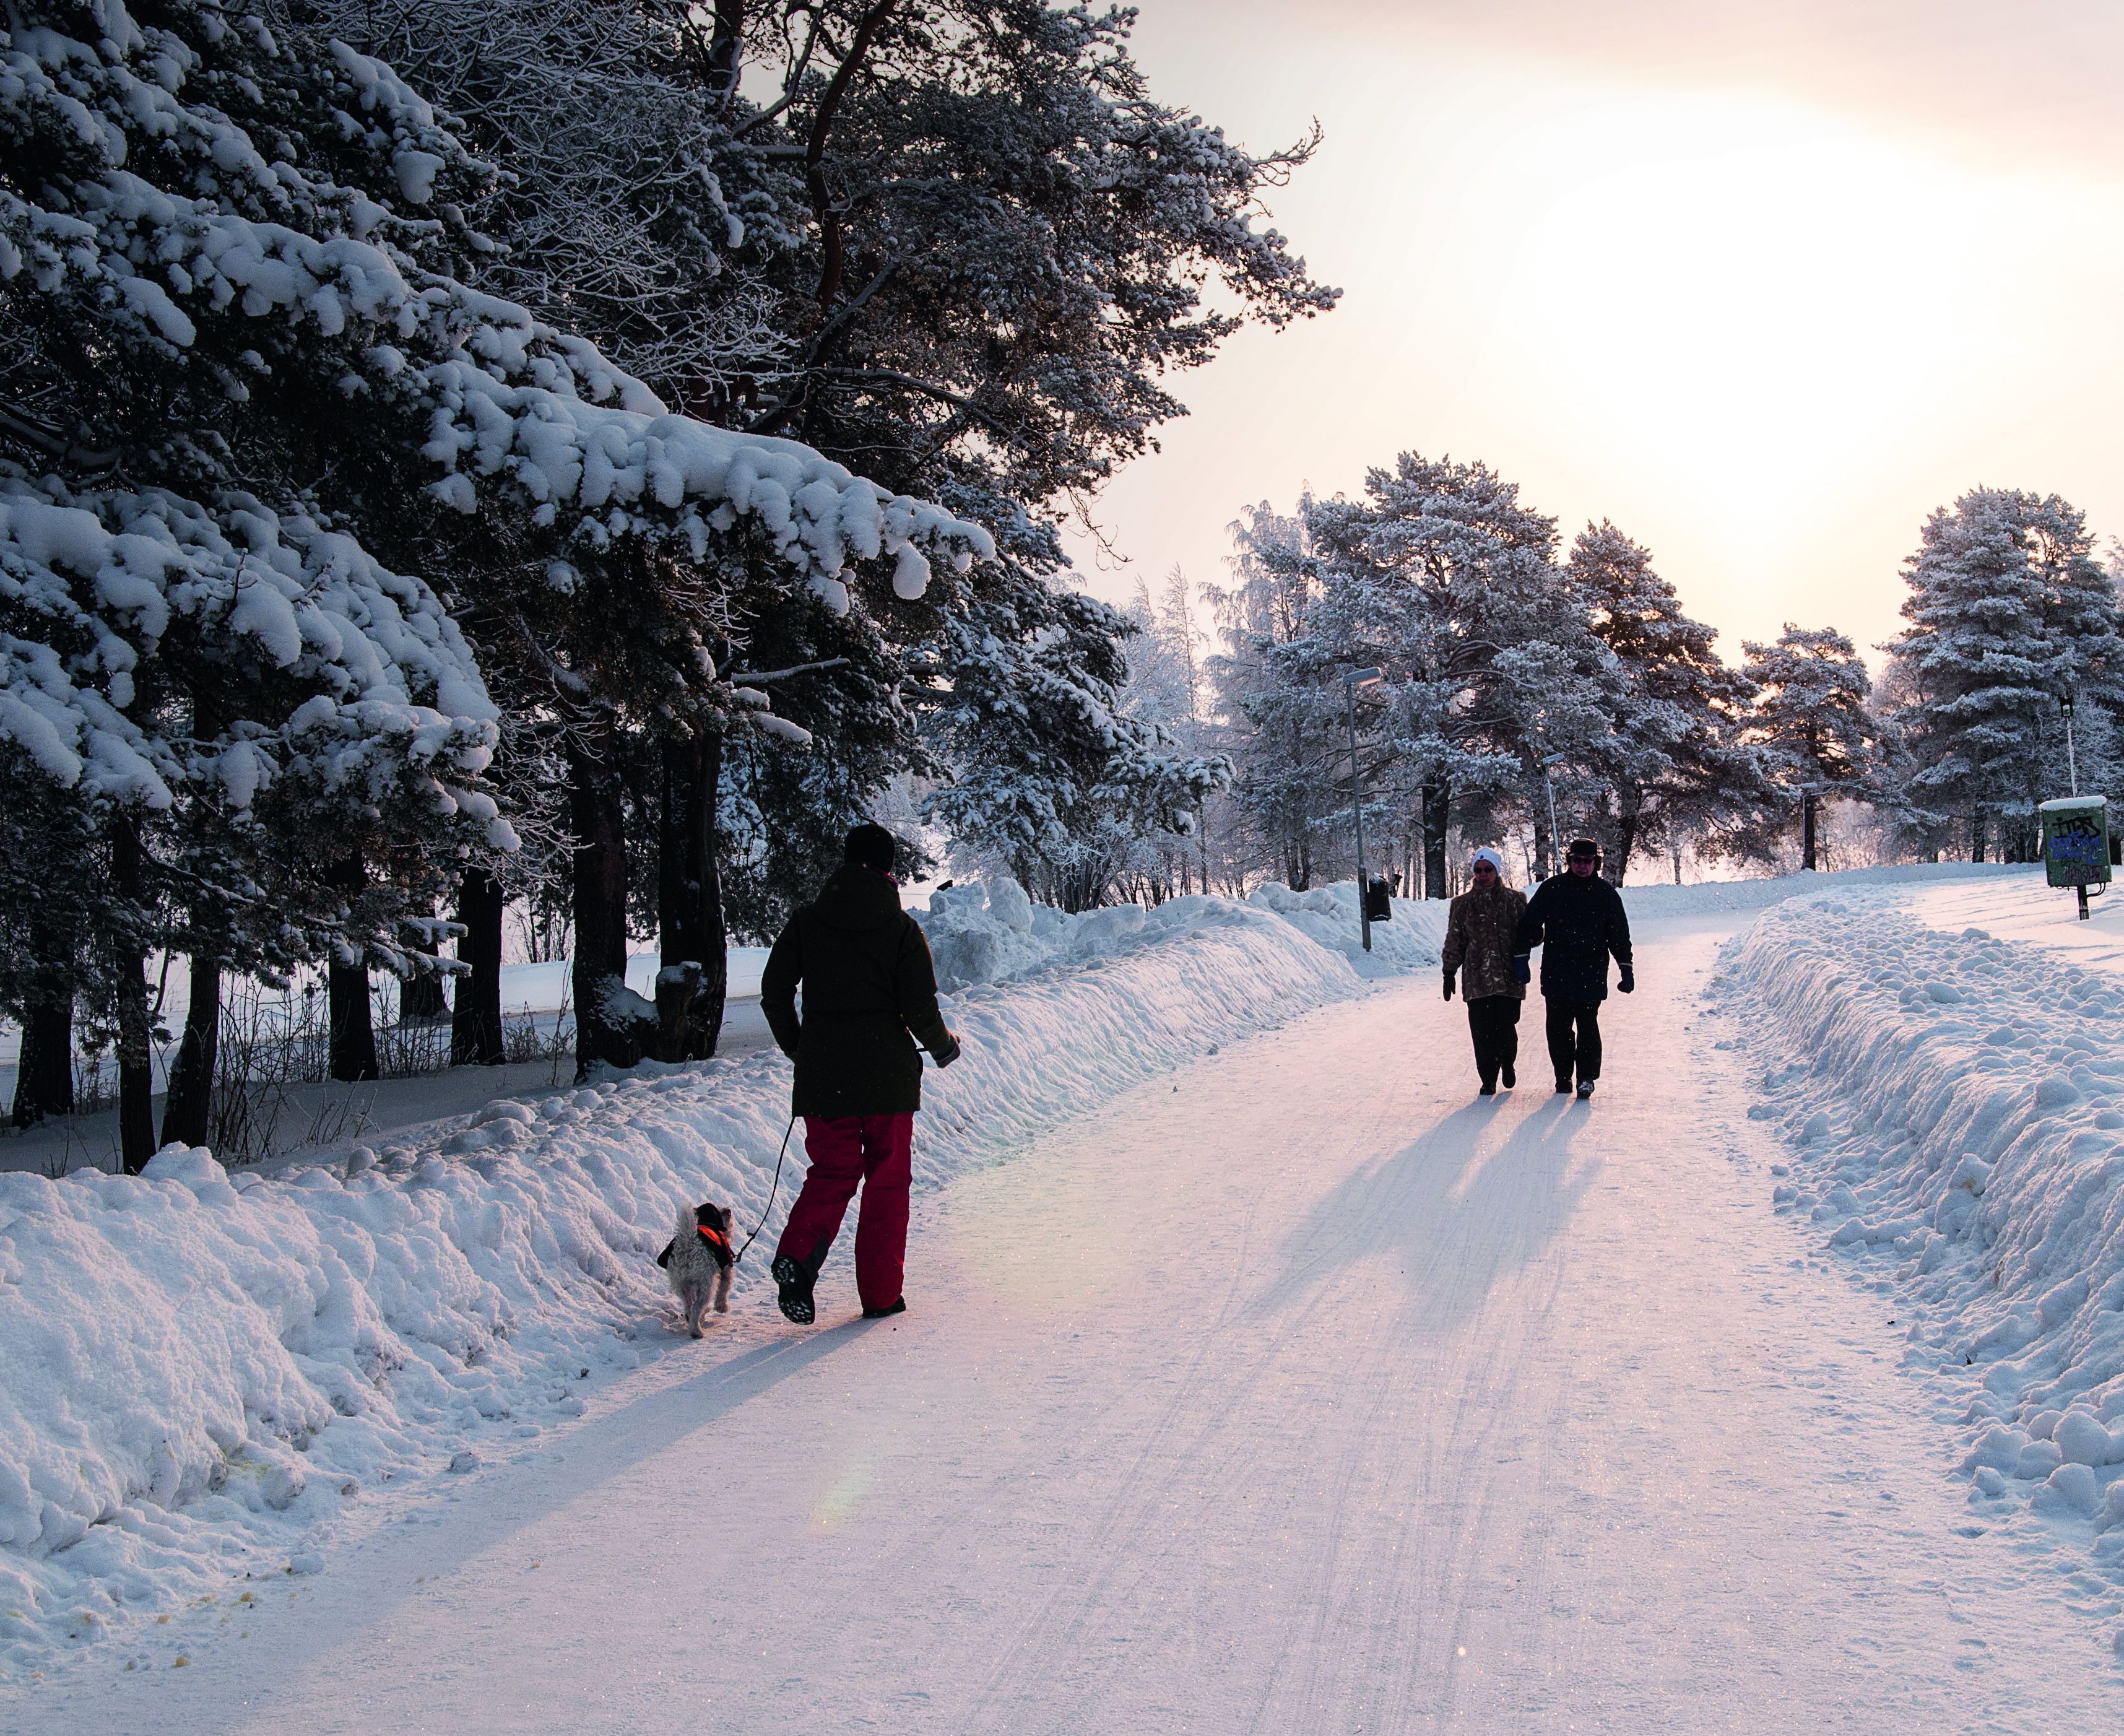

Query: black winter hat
[
  {"left": 1565, "top": 837, "right": 1601, "bottom": 861},
  {"left": 844, "top": 822, "right": 898, "bottom": 873}
]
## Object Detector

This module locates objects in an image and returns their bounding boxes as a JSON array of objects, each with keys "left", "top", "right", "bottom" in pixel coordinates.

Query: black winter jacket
[
  {"left": 761, "top": 865, "right": 957, "bottom": 1117},
  {"left": 1512, "top": 871, "right": 1633, "bottom": 1003}
]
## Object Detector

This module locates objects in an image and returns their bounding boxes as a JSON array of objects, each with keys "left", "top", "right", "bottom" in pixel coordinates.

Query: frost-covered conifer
[
  {"left": 1298, "top": 455, "right": 1617, "bottom": 892},
  {"left": 924, "top": 587, "right": 1225, "bottom": 911},
  {"left": 1884, "top": 488, "right": 2124, "bottom": 862},
  {"left": 1202, "top": 502, "right": 1343, "bottom": 890},
  {"left": 1569, "top": 521, "right": 1772, "bottom": 879},
  {"left": 297, "top": 0, "right": 1333, "bottom": 971},
  {"left": 1738, "top": 627, "right": 1883, "bottom": 870}
]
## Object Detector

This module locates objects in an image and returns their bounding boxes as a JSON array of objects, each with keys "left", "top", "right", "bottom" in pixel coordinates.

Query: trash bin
[
  {"left": 1365, "top": 877, "right": 1394, "bottom": 922},
  {"left": 2040, "top": 796, "right": 2111, "bottom": 889}
]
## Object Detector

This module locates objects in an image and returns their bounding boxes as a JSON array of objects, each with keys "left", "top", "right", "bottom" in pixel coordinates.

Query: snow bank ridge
[{"left": 1724, "top": 891, "right": 2124, "bottom": 1566}]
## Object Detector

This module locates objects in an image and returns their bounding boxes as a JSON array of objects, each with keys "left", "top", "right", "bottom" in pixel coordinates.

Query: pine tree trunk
[
  {"left": 10, "top": 921, "right": 74, "bottom": 1127},
  {"left": 1801, "top": 792, "right": 1818, "bottom": 872},
  {"left": 1671, "top": 835, "right": 1684, "bottom": 886},
  {"left": 401, "top": 941, "right": 448, "bottom": 1023},
  {"left": 569, "top": 727, "right": 648, "bottom": 1076},
  {"left": 1970, "top": 808, "right": 1986, "bottom": 863},
  {"left": 163, "top": 681, "right": 225, "bottom": 1148},
  {"left": 12, "top": 991, "right": 74, "bottom": 1127},
  {"left": 111, "top": 817, "right": 155, "bottom": 1173},
  {"left": 1421, "top": 780, "right": 1450, "bottom": 898},
  {"left": 449, "top": 867, "right": 506, "bottom": 1065},
  {"left": 327, "top": 854, "right": 378, "bottom": 1083},
  {"left": 160, "top": 951, "right": 220, "bottom": 1149},
  {"left": 657, "top": 729, "right": 726, "bottom": 1062},
  {"left": 1614, "top": 797, "right": 1642, "bottom": 885}
]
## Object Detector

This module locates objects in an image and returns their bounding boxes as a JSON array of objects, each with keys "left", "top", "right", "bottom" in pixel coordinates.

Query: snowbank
[
  {"left": 913, "top": 876, "right": 1444, "bottom": 990},
  {"left": 1719, "top": 882, "right": 2124, "bottom": 1582},
  {"left": 0, "top": 886, "right": 1428, "bottom": 1678}
]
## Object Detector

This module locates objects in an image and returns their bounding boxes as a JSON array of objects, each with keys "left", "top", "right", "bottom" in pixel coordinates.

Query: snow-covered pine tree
[
  {"left": 290, "top": 0, "right": 786, "bottom": 411},
  {"left": 1885, "top": 488, "right": 2124, "bottom": 861},
  {"left": 302, "top": 0, "right": 1333, "bottom": 973},
  {"left": 0, "top": 0, "right": 988, "bottom": 1129},
  {"left": 1738, "top": 627, "right": 1883, "bottom": 870},
  {"left": 924, "top": 584, "right": 1226, "bottom": 911},
  {"left": 1569, "top": 520, "right": 1772, "bottom": 880},
  {"left": 708, "top": 1, "right": 1332, "bottom": 908},
  {"left": 1298, "top": 455, "right": 1618, "bottom": 893},
  {"left": 1203, "top": 501, "right": 1345, "bottom": 890},
  {"left": 1110, "top": 566, "right": 1219, "bottom": 903}
]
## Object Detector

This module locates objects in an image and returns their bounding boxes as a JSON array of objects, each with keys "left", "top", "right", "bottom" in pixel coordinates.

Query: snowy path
[{"left": 32, "top": 917, "right": 2114, "bottom": 1732}]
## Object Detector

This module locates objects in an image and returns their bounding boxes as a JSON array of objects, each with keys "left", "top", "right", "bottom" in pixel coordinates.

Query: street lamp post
[
  {"left": 1343, "top": 667, "right": 1383, "bottom": 951},
  {"left": 2063, "top": 688, "right": 2079, "bottom": 797},
  {"left": 1538, "top": 752, "right": 1566, "bottom": 877}
]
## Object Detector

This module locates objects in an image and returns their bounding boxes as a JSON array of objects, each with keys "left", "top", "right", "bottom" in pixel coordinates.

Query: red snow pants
[{"left": 774, "top": 1113, "right": 914, "bottom": 1311}]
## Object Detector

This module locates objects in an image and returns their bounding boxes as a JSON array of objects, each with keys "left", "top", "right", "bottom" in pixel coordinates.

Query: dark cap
[
  {"left": 1566, "top": 837, "right": 1601, "bottom": 860},
  {"left": 844, "top": 823, "right": 897, "bottom": 873}
]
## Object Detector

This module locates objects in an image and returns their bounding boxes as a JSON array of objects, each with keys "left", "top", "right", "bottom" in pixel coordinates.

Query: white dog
[{"left": 663, "top": 1202, "right": 735, "bottom": 1337}]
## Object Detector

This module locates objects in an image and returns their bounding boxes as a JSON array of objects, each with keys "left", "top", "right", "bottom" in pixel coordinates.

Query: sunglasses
[{"left": 1471, "top": 862, "right": 1497, "bottom": 875}]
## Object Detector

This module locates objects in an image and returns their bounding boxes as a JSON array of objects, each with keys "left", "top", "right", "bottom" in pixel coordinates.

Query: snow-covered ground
[
  {"left": 8, "top": 862, "right": 2124, "bottom": 1728},
  {"left": 1715, "top": 862, "right": 2124, "bottom": 1618}
]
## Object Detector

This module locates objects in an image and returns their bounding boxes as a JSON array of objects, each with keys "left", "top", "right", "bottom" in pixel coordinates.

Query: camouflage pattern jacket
[{"left": 1442, "top": 882, "right": 1529, "bottom": 1002}]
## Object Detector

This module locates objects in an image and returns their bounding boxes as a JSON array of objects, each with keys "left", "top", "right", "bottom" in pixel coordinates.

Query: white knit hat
[{"left": 1470, "top": 846, "right": 1505, "bottom": 874}]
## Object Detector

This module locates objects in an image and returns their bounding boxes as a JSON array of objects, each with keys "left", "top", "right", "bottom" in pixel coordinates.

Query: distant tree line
[
  {"left": 1, "top": 0, "right": 1333, "bottom": 1161},
  {"left": 1104, "top": 461, "right": 2124, "bottom": 901}
]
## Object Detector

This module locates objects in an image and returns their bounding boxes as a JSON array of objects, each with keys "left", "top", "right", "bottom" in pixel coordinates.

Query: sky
[{"left": 1061, "top": 0, "right": 2124, "bottom": 671}]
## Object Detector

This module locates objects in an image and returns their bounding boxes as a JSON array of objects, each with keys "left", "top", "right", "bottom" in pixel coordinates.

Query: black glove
[
  {"left": 930, "top": 1029, "right": 963, "bottom": 1067},
  {"left": 1618, "top": 965, "right": 1636, "bottom": 995},
  {"left": 1442, "top": 971, "right": 1455, "bottom": 1002},
  {"left": 1511, "top": 955, "right": 1531, "bottom": 984}
]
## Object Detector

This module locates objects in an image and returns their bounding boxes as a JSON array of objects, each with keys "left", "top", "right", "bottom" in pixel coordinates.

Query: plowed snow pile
[
  {"left": 1720, "top": 883, "right": 2124, "bottom": 1610},
  {"left": 0, "top": 881, "right": 1440, "bottom": 1680}
]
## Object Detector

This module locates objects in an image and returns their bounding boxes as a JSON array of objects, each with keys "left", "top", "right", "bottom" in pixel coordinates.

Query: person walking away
[
  {"left": 1441, "top": 846, "right": 1527, "bottom": 1096},
  {"left": 761, "top": 823, "right": 961, "bottom": 1323},
  {"left": 1511, "top": 837, "right": 1634, "bottom": 1101}
]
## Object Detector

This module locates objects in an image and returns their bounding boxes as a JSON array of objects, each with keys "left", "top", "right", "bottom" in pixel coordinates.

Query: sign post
[
  {"left": 2040, "top": 795, "right": 2110, "bottom": 921},
  {"left": 1342, "top": 667, "right": 1382, "bottom": 951}
]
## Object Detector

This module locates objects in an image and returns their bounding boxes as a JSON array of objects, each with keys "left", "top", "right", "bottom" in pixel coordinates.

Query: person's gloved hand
[
  {"left": 1442, "top": 970, "right": 1455, "bottom": 1002},
  {"left": 930, "top": 1029, "right": 963, "bottom": 1067},
  {"left": 1618, "top": 965, "right": 1636, "bottom": 994},
  {"left": 1511, "top": 955, "right": 1531, "bottom": 984}
]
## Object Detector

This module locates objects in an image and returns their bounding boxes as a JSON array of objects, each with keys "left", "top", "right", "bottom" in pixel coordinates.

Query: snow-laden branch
[{"left": 0, "top": 477, "right": 507, "bottom": 835}]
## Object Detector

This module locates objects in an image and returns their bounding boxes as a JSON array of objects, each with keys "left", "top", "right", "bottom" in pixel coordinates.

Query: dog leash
[{"left": 733, "top": 1112, "right": 796, "bottom": 1265}]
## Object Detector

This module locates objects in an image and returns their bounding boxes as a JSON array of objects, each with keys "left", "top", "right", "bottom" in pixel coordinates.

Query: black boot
[
  {"left": 1576, "top": 1080, "right": 1595, "bottom": 1101},
  {"left": 1554, "top": 1078, "right": 1574, "bottom": 1094},
  {"left": 1500, "top": 1060, "right": 1516, "bottom": 1089},
  {"left": 772, "top": 1254, "right": 816, "bottom": 1324},
  {"left": 862, "top": 1296, "right": 907, "bottom": 1319}
]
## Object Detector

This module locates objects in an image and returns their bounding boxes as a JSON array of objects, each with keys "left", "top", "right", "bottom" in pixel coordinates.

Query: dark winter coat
[
  {"left": 1513, "top": 870, "right": 1633, "bottom": 1004},
  {"left": 761, "top": 865, "right": 958, "bottom": 1117},
  {"left": 1442, "top": 882, "right": 1528, "bottom": 1001}
]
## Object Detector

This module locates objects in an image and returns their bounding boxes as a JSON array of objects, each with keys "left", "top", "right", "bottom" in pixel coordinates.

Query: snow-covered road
[{"left": 29, "top": 916, "right": 2114, "bottom": 1732}]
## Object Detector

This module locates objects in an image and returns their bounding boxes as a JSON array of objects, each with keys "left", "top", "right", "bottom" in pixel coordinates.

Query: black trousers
[
  {"left": 1465, "top": 994, "right": 1520, "bottom": 1088},
  {"left": 1545, "top": 999, "right": 1603, "bottom": 1084}
]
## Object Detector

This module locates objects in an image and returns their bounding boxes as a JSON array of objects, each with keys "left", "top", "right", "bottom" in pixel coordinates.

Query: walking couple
[{"left": 1441, "top": 838, "right": 1634, "bottom": 1101}]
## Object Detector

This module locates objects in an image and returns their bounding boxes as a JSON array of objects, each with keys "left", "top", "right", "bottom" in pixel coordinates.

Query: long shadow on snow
[
  {"left": 1259, "top": 1093, "right": 1599, "bottom": 1327},
  {"left": 119, "top": 1318, "right": 880, "bottom": 1720}
]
